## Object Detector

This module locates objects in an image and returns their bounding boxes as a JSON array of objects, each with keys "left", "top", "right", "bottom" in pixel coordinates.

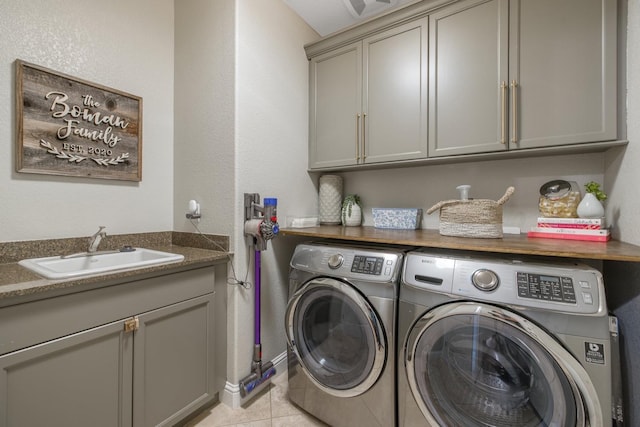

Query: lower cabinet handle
[{"left": 510, "top": 80, "right": 518, "bottom": 144}]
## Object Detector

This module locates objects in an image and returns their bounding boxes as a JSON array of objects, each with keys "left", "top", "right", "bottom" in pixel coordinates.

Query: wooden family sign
[{"left": 16, "top": 60, "right": 142, "bottom": 181}]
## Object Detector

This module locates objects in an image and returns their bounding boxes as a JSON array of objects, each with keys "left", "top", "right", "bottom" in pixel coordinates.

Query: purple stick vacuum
[{"left": 240, "top": 194, "right": 279, "bottom": 398}]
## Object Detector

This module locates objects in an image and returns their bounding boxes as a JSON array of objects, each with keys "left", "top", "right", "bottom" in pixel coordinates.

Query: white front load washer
[
  {"left": 398, "top": 249, "right": 622, "bottom": 427},
  {"left": 286, "top": 242, "right": 406, "bottom": 427}
]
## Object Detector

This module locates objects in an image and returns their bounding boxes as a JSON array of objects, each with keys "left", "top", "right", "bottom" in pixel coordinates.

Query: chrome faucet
[{"left": 88, "top": 226, "right": 107, "bottom": 253}]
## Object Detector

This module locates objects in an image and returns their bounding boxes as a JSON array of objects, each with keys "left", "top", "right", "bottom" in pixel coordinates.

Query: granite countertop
[{"left": 0, "top": 232, "right": 230, "bottom": 305}]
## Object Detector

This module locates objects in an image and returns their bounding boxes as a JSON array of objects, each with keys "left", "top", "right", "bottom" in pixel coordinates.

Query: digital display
[{"left": 351, "top": 255, "right": 384, "bottom": 275}]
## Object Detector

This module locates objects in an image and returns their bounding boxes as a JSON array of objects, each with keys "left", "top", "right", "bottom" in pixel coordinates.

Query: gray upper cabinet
[
  {"left": 309, "top": 42, "right": 362, "bottom": 169},
  {"left": 509, "top": 0, "right": 617, "bottom": 149},
  {"left": 309, "top": 18, "right": 428, "bottom": 169},
  {"left": 429, "top": 0, "right": 509, "bottom": 157},
  {"left": 307, "top": 0, "right": 621, "bottom": 169},
  {"left": 429, "top": 0, "right": 617, "bottom": 157}
]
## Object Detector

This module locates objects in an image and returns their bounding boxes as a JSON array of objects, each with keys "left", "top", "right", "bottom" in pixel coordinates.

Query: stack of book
[{"left": 528, "top": 217, "right": 610, "bottom": 242}]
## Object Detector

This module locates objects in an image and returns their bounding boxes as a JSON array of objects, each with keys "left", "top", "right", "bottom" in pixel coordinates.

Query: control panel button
[
  {"left": 582, "top": 292, "right": 593, "bottom": 305},
  {"left": 327, "top": 254, "right": 344, "bottom": 269},
  {"left": 579, "top": 280, "right": 591, "bottom": 289},
  {"left": 472, "top": 269, "right": 499, "bottom": 291}
]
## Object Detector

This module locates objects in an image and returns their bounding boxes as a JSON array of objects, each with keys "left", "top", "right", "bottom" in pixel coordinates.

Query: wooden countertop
[{"left": 280, "top": 226, "right": 640, "bottom": 262}]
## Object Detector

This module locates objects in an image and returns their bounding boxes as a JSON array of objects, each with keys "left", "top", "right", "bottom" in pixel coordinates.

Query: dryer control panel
[
  {"left": 290, "top": 243, "right": 405, "bottom": 283},
  {"left": 351, "top": 255, "right": 385, "bottom": 275}
]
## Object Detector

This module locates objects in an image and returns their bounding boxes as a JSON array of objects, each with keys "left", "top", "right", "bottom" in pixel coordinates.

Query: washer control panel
[
  {"left": 517, "top": 272, "right": 576, "bottom": 303},
  {"left": 402, "top": 249, "right": 605, "bottom": 315}
]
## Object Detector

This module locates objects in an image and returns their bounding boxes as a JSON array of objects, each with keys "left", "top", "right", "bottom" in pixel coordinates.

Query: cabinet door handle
[
  {"left": 124, "top": 316, "right": 139, "bottom": 333},
  {"left": 500, "top": 81, "right": 507, "bottom": 144},
  {"left": 356, "top": 113, "right": 361, "bottom": 162},
  {"left": 362, "top": 113, "right": 367, "bottom": 161},
  {"left": 510, "top": 80, "right": 518, "bottom": 144}
]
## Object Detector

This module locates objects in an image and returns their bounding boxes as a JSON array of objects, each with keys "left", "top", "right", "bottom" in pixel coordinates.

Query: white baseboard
[{"left": 220, "top": 351, "right": 287, "bottom": 409}]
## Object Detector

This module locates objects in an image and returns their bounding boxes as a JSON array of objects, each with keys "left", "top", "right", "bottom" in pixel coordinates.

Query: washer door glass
[
  {"left": 406, "top": 303, "right": 594, "bottom": 427},
  {"left": 286, "top": 277, "right": 386, "bottom": 397}
]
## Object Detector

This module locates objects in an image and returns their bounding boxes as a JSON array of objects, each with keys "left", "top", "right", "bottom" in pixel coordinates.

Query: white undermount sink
[{"left": 19, "top": 248, "right": 185, "bottom": 280}]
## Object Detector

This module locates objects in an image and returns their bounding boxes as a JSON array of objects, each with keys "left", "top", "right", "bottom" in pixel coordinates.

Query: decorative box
[{"left": 372, "top": 208, "right": 422, "bottom": 229}]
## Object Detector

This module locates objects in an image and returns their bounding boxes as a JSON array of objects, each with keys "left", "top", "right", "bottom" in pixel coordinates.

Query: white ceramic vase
[
  {"left": 342, "top": 202, "right": 362, "bottom": 226},
  {"left": 318, "top": 175, "right": 343, "bottom": 224},
  {"left": 576, "top": 192, "right": 605, "bottom": 218}
]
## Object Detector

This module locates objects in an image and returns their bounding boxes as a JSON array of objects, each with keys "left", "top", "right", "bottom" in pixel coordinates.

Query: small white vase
[
  {"left": 342, "top": 202, "right": 362, "bottom": 226},
  {"left": 576, "top": 192, "right": 605, "bottom": 218}
]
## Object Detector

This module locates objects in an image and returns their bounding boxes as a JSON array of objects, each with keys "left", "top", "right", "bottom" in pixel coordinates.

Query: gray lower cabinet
[
  {"left": 0, "top": 318, "right": 133, "bottom": 427},
  {"left": 308, "top": 17, "right": 428, "bottom": 169},
  {"left": 0, "top": 267, "right": 217, "bottom": 427},
  {"left": 429, "top": 0, "right": 617, "bottom": 157},
  {"left": 134, "top": 295, "right": 214, "bottom": 427}
]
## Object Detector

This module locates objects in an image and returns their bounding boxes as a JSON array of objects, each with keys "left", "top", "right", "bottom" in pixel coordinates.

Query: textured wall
[
  {"left": 607, "top": 0, "right": 639, "bottom": 247},
  {"left": 0, "top": 0, "right": 175, "bottom": 241},
  {"left": 604, "top": 1, "right": 640, "bottom": 424},
  {"left": 234, "top": 0, "right": 319, "bottom": 383},
  {"left": 174, "top": 0, "right": 236, "bottom": 241},
  {"left": 173, "top": 0, "right": 319, "bottom": 387},
  {"left": 341, "top": 153, "right": 605, "bottom": 231}
]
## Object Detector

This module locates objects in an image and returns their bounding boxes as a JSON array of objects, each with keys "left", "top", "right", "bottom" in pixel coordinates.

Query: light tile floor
[{"left": 185, "top": 373, "right": 328, "bottom": 427}]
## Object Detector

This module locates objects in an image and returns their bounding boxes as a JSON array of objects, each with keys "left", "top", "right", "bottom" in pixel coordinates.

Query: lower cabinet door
[
  {"left": 0, "top": 320, "right": 133, "bottom": 427},
  {"left": 133, "top": 293, "right": 215, "bottom": 427}
]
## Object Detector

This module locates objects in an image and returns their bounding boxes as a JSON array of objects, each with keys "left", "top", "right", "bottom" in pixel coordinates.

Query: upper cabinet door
[
  {"left": 509, "top": 0, "right": 617, "bottom": 149},
  {"left": 362, "top": 17, "right": 429, "bottom": 164},
  {"left": 429, "top": 0, "right": 509, "bottom": 157},
  {"left": 309, "top": 43, "right": 362, "bottom": 169}
]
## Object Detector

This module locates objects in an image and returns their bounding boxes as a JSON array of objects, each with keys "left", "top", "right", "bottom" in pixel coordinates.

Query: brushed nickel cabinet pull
[
  {"left": 500, "top": 81, "right": 507, "bottom": 144},
  {"left": 510, "top": 80, "right": 518, "bottom": 143}
]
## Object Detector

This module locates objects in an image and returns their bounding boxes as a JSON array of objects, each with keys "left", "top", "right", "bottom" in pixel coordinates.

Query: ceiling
[{"left": 284, "top": 0, "right": 416, "bottom": 36}]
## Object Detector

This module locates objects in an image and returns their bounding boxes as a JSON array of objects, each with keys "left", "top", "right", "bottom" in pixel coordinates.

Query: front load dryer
[
  {"left": 398, "top": 249, "right": 621, "bottom": 427},
  {"left": 286, "top": 242, "right": 406, "bottom": 427}
]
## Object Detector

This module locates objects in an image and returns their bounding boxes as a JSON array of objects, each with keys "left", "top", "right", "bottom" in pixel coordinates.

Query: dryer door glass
[
  {"left": 406, "top": 303, "right": 591, "bottom": 426},
  {"left": 286, "top": 278, "right": 386, "bottom": 397}
]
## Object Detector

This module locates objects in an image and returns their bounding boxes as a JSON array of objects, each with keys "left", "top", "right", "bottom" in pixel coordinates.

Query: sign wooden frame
[{"left": 16, "top": 60, "right": 143, "bottom": 181}]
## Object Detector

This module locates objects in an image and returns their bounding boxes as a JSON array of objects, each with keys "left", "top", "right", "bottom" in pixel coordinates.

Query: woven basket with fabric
[{"left": 426, "top": 187, "right": 515, "bottom": 238}]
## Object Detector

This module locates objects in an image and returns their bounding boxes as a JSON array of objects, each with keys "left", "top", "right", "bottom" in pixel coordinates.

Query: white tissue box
[
  {"left": 372, "top": 208, "right": 422, "bottom": 229},
  {"left": 285, "top": 216, "right": 319, "bottom": 228}
]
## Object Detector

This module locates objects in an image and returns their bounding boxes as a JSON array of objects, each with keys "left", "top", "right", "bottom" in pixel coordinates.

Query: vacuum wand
[{"left": 240, "top": 193, "right": 279, "bottom": 398}]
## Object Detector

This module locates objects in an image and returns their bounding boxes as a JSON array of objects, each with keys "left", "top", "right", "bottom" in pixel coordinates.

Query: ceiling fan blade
[{"left": 349, "top": 0, "right": 366, "bottom": 16}]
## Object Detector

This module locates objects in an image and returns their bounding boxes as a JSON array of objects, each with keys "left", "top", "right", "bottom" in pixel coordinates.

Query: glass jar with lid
[{"left": 538, "top": 180, "right": 582, "bottom": 218}]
